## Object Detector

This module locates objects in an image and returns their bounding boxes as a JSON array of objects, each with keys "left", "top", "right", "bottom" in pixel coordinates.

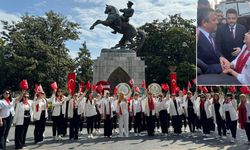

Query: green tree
[
  {"left": 0, "top": 37, "right": 4, "bottom": 47},
  {"left": 0, "top": 11, "right": 80, "bottom": 93},
  {"left": 75, "top": 42, "right": 93, "bottom": 83},
  {"left": 138, "top": 14, "right": 196, "bottom": 88}
]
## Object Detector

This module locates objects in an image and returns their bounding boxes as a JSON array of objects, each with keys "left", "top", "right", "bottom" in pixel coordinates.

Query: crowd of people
[
  {"left": 197, "top": 0, "right": 250, "bottom": 84},
  {"left": 0, "top": 83, "right": 250, "bottom": 150}
]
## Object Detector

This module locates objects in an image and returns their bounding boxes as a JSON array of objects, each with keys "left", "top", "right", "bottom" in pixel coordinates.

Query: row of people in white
[{"left": 8, "top": 87, "right": 249, "bottom": 148}]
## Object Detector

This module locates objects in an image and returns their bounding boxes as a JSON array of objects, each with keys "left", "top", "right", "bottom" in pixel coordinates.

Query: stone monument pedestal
[{"left": 93, "top": 48, "right": 146, "bottom": 91}]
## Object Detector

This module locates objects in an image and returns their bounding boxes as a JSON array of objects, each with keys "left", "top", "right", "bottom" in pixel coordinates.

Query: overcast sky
[{"left": 0, "top": 0, "right": 196, "bottom": 59}]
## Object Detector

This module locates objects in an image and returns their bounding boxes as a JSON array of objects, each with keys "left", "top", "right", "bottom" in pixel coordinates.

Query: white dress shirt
[
  {"left": 0, "top": 99, "right": 14, "bottom": 118},
  {"left": 84, "top": 100, "right": 97, "bottom": 117}
]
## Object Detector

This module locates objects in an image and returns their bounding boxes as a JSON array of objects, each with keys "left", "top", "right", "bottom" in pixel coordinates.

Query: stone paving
[{"left": 5, "top": 125, "right": 250, "bottom": 150}]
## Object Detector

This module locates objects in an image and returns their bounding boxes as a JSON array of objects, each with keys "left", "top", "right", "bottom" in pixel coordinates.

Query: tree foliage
[
  {"left": 138, "top": 14, "right": 196, "bottom": 88},
  {"left": 0, "top": 11, "right": 80, "bottom": 94},
  {"left": 74, "top": 42, "right": 93, "bottom": 83}
]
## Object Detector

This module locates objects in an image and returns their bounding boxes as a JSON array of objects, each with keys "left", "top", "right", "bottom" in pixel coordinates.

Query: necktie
[
  {"left": 209, "top": 34, "right": 215, "bottom": 51},
  {"left": 140, "top": 101, "right": 142, "bottom": 112},
  {"left": 132, "top": 100, "right": 134, "bottom": 115},
  {"left": 73, "top": 100, "right": 76, "bottom": 109},
  {"left": 109, "top": 101, "right": 111, "bottom": 114},
  {"left": 230, "top": 26, "right": 234, "bottom": 39},
  {"left": 174, "top": 100, "right": 179, "bottom": 116}
]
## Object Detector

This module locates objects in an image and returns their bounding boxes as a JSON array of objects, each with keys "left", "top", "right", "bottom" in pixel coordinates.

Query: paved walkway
[{"left": 6, "top": 125, "right": 250, "bottom": 150}]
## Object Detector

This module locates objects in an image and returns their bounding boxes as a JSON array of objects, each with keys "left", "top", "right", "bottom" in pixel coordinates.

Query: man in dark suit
[
  {"left": 216, "top": 8, "right": 247, "bottom": 62},
  {"left": 215, "top": 9, "right": 225, "bottom": 28},
  {"left": 197, "top": 8, "right": 228, "bottom": 74}
]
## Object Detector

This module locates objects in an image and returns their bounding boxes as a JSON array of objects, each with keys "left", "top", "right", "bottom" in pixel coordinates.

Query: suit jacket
[
  {"left": 13, "top": 100, "right": 33, "bottom": 125},
  {"left": 197, "top": 31, "right": 222, "bottom": 74},
  {"left": 196, "top": 100, "right": 212, "bottom": 119},
  {"left": 216, "top": 23, "right": 246, "bottom": 61}
]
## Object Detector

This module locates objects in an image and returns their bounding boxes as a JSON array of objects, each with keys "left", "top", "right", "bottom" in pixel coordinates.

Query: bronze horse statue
[{"left": 90, "top": 5, "right": 145, "bottom": 51}]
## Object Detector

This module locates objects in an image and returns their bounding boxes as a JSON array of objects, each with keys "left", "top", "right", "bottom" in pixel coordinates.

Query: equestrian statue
[{"left": 90, "top": 1, "right": 145, "bottom": 51}]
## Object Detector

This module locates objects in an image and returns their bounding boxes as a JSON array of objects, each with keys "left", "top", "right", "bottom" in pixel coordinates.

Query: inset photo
[{"left": 197, "top": 0, "right": 250, "bottom": 85}]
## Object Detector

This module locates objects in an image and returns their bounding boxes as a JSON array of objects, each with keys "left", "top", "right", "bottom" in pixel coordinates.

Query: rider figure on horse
[
  {"left": 120, "top": 1, "right": 134, "bottom": 23},
  {"left": 112, "top": 1, "right": 134, "bottom": 34}
]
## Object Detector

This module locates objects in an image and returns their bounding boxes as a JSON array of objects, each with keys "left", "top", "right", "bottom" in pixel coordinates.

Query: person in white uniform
[
  {"left": 223, "top": 93, "right": 238, "bottom": 143},
  {"left": 0, "top": 89, "right": 22, "bottom": 149},
  {"left": 144, "top": 92, "right": 157, "bottom": 136},
  {"left": 32, "top": 89, "right": 48, "bottom": 144},
  {"left": 13, "top": 92, "right": 33, "bottom": 149},
  {"left": 101, "top": 91, "right": 113, "bottom": 138},
  {"left": 117, "top": 92, "right": 129, "bottom": 137},
  {"left": 84, "top": 92, "right": 97, "bottom": 139},
  {"left": 131, "top": 92, "right": 145, "bottom": 136},
  {"left": 156, "top": 92, "right": 169, "bottom": 135}
]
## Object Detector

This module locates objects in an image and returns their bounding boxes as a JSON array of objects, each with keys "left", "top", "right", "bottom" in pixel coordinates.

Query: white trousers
[{"left": 118, "top": 113, "right": 129, "bottom": 137}]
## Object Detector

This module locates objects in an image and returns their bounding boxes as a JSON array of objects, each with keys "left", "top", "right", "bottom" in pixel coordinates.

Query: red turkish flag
[
  {"left": 240, "top": 86, "right": 250, "bottom": 94},
  {"left": 34, "top": 84, "right": 44, "bottom": 94},
  {"left": 134, "top": 86, "right": 140, "bottom": 93},
  {"left": 79, "top": 82, "right": 84, "bottom": 93},
  {"left": 113, "top": 86, "right": 118, "bottom": 95},
  {"left": 34, "top": 84, "right": 39, "bottom": 93},
  {"left": 91, "top": 85, "right": 96, "bottom": 92},
  {"left": 96, "top": 84, "right": 103, "bottom": 93},
  {"left": 50, "top": 82, "right": 57, "bottom": 91},
  {"left": 229, "top": 86, "right": 236, "bottom": 93},
  {"left": 203, "top": 86, "right": 209, "bottom": 93},
  {"left": 86, "top": 81, "right": 91, "bottom": 90},
  {"left": 141, "top": 80, "right": 146, "bottom": 88},
  {"left": 183, "top": 88, "right": 187, "bottom": 95},
  {"left": 188, "top": 81, "right": 191, "bottom": 88},
  {"left": 67, "top": 73, "right": 76, "bottom": 95},
  {"left": 199, "top": 86, "right": 203, "bottom": 91},
  {"left": 175, "top": 86, "right": 180, "bottom": 93},
  {"left": 161, "top": 83, "right": 169, "bottom": 91},
  {"left": 19, "top": 79, "right": 29, "bottom": 90},
  {"left": 129, "top": 79, "right": 135, "bottom": 86},
  {"left": 170, "top": 72, "right": 177, "bottom": 94}
]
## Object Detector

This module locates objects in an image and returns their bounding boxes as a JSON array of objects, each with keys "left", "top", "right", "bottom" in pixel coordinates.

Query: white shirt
[
  {"left": 0, "top": 99, "right": 14, "bottom": 118},
  {"left": 13, "top": 100, "right": 33, "bottom": 125},
  {"left": 228, "top": 24, "right": 236, "bottom": 39},
  {"left": 198, "top": 27, "right": 215, "bottom": 46},
  {"left": 23, "top": 104, "right": 30, "bottom": 111},
  {"left": 231, "top": 44, "right": 250, "bottom": 84},
  {"left": 101, "top": 98, "right": 113, "bottom": 115},
  {"left": 223, "top": 102, "right": 238, "bottom": 121},
  {"left": 130, "top": 99, "right": 143, "bottom": 115},
  {"left": 119, "top": 101, "right": 128, "bottom": 115},
  {"left": 223, "top": 103, "right": 231, "bottom": 111},
  {"left": 156, "top": 98, "right": 168, "bottom": 113},
  {"left": 84, "top": 100, "right": 97, "bottom": 117}
]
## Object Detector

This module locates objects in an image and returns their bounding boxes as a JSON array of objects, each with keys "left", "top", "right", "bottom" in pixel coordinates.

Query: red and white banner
[
  {"left": 129, "top": 79, "right": 135, "bottom": 86},
  {"left": 67, "top": 73, "right": 76, "bottom": 95}
]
